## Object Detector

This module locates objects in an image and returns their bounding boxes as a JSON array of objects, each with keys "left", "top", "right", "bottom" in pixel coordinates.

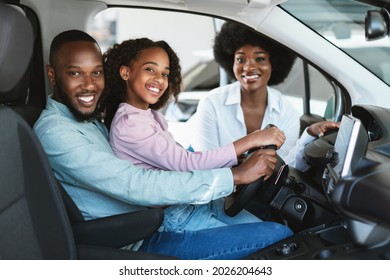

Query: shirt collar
[
  {"left": 47, "top": 95, "right": 99, "bottom": 123},
  {"left": 120, "top": 102, "right": 152, "bottom": 116},
  {"left": 225, "top": 81, "right": 241, "bottom": 106},
  {"left": 47, "top": 95, "right": 76, "bottom": 120},
  {"left": 225, "top": 82, "right": 282, "bottom": 114},
  {"left": 267, "top": 87, "right": 282, "bottom": 114}
]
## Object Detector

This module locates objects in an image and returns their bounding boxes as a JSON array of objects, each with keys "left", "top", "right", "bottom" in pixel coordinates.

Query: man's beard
[{"left": 55, "top": 83, "right": 101, "bottom": 122}]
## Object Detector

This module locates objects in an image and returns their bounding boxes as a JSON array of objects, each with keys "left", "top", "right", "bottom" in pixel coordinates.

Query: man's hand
[{"left": 231, "top": 149, "right": 277, "bottom": 185}]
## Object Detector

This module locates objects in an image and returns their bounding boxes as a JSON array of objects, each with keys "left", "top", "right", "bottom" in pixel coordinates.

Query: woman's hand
[{"left": 307, "top": 121, "right": 340, "bottom": 137}]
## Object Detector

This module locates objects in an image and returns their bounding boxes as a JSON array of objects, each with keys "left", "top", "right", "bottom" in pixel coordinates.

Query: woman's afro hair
[{"left": 213, "top": 21, "right": 297, "bottom": 85}]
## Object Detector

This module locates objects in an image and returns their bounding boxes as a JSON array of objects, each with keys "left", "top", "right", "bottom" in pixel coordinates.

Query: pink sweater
[{"left": 109, "top": 103, "right": 237, "bottom": 171}]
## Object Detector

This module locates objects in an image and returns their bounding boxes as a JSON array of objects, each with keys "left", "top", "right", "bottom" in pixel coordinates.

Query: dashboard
[
  {"left": 303, "top": 105, "right": 390, "bottom": 230},
  {"left": 246, "top": 104, "right": 390, "bottom": 259}
]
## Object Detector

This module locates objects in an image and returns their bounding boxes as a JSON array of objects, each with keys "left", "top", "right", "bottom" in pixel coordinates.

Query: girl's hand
[
  {"left": 250, "top": 126, "right": 285, "bottom": 149},
  {"left": 233, "top": 125, "right": 285, "bottom": 157}
]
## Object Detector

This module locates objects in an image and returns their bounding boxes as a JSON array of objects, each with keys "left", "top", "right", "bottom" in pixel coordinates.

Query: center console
[{"left": 245, "top": 115, "right": 390, "bottom": 259}]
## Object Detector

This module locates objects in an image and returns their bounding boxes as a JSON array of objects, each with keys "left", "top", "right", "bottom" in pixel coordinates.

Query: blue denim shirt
[{"left": 34, "top": 97, "right": 234, "bottom": 220}]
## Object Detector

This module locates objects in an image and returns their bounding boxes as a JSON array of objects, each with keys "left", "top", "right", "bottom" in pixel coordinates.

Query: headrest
[{"left": 0, "top": 4, "right": 34, "bottom": 93}]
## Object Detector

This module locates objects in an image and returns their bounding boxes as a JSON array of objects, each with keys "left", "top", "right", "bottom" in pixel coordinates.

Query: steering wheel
[{"left": 224, "top": 144, "right": 282, "bottom": 217}]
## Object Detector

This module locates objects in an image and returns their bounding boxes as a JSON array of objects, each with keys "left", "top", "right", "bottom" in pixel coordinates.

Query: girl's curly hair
[
  {"left": 101, "top": 37, "right": 182, "bottom": 128},
  {"left": 213, "top": 21, "right": 296, "bottom": 85}
]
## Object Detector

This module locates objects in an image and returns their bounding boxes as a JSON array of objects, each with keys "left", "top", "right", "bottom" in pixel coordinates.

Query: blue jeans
[
  {"left": 139, "top": 221, "right": 292, "bottom": 259},
  {"left": 160, "top": 198, "right": 262, "bottom": 232},
  {"left": 139, "top": 199, "right": 292, "bottom": 259}
]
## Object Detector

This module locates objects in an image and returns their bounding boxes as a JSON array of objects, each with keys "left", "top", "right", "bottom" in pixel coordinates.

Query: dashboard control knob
[
  {"left": 276, "top": 242, "right": 298, "bottom": 255},
  {"left": 294, "top": 200, "right": 305, "bottom": 212}
]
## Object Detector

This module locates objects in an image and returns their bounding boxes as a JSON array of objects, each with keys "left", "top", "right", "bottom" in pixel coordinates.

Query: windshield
[{"left": 281, "top": 0, "right": 390, "bottom": 86}]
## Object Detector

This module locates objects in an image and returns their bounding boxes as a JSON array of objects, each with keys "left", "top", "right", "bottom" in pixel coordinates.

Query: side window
[
  {"left": 274, "top": 58, "right": 336, "bottom": 120},
  {"left": 273, "top": 58, "right": 305, "bottom": 117},
  {"left": 88, "top": 8, "right": 218, "bottom": 147},
  {"left": 88, "top": 8, "right": 216, "bottom": 78},
  {"left": 308, "top": 64, "right": 336, "bottom": 119},
  {"left": 88, "top": 8, "right": 338, "bottom": 145}
]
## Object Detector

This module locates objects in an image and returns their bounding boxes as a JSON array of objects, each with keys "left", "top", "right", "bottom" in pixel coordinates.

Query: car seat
[
  {"left": 0, "top": 2, "right": 175, "bottom": 260},
  {"left": 0, "top": 5, "right": 41, "bottom": 126}
]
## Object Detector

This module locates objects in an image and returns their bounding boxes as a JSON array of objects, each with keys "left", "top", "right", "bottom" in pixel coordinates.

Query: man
[{"left": 34, "top": 30, "right": 292, "bottom": 260}]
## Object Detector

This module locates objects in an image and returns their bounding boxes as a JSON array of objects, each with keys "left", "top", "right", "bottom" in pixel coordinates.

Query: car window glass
[
  {"left": 281, "top": 0, "right": 390, "bottom": 86},
  {"left": 88, "top": 7, "right": 336, "bottom": 146},
  {"left": 274, "top": 58, "right": 335, "bottom": 119}
]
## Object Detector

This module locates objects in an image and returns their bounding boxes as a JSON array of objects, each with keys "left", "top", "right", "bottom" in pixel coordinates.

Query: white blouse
[{"left": 191, "top": 81, "right": 315, "bottom": 171}]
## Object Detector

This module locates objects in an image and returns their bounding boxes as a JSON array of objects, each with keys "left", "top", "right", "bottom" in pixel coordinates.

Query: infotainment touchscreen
[{"left": 332, "top": 115, "right": 368, "bottom": 178}]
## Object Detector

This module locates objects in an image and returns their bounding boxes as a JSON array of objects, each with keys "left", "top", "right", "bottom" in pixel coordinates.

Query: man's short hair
[{"left": 49, "top": 29, "right": 99, "bottom": 66}]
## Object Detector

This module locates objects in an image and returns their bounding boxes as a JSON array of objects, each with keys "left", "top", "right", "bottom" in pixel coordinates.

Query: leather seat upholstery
[{"left": 0, "top": 3, "right": 174, "bottom": 260}]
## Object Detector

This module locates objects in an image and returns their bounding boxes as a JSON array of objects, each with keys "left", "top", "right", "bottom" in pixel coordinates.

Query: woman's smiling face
[{"left": 233, "top": 44, "right": 272, "bottom": 94}]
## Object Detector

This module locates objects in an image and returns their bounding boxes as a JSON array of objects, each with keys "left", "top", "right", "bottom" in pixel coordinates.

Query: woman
[
  {"left": 192, "top": 21, "right": 298, "bottom": 160},
  {"left": 103, "top": 37, "right": 284, "bottom": 172}
]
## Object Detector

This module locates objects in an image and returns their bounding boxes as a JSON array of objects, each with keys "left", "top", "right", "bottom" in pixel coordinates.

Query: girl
[{"left": 103, "top": 38, "right": 285, "bottom": 172}]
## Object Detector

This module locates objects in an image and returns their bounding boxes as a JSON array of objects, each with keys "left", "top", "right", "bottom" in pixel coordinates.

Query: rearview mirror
[{"left": 365, "top": 8, "right": 390, "bottom": 40}]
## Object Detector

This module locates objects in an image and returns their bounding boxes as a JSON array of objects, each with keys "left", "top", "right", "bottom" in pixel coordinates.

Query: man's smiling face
[{"left": 48, "top": 40, "right": 104, "bottom": 121}]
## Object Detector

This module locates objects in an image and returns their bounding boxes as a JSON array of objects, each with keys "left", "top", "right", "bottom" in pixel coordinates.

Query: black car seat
[
  {"left": 0, "top": 3, "right": 174, "bottom": 260},
  {"left": 0, "top": 5, "right": 41, "bottom": 126},
  {"left": 0, "top": 104, "right": 174, "bottom": 259}
]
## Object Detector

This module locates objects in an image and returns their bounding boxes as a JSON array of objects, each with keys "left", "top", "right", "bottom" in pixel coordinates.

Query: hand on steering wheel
[{"left": 224, "top": 144, "right": 278, "bottom": 217}]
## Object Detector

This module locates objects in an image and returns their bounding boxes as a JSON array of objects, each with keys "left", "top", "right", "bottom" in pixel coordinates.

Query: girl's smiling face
[
  {"left": 233, "top": 44, "right": 272, "bottom": 95},
  {"left": 121, "top": 47, "right": 170, "bottom": 110}
]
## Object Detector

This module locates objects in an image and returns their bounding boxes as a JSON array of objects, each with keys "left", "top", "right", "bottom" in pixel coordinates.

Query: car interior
[
  {"left": 2, "top": 0, "right": 390, "bottom": 260},
  {"left": 0, "top": 3, "right": 176, "bottom": 260}
]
